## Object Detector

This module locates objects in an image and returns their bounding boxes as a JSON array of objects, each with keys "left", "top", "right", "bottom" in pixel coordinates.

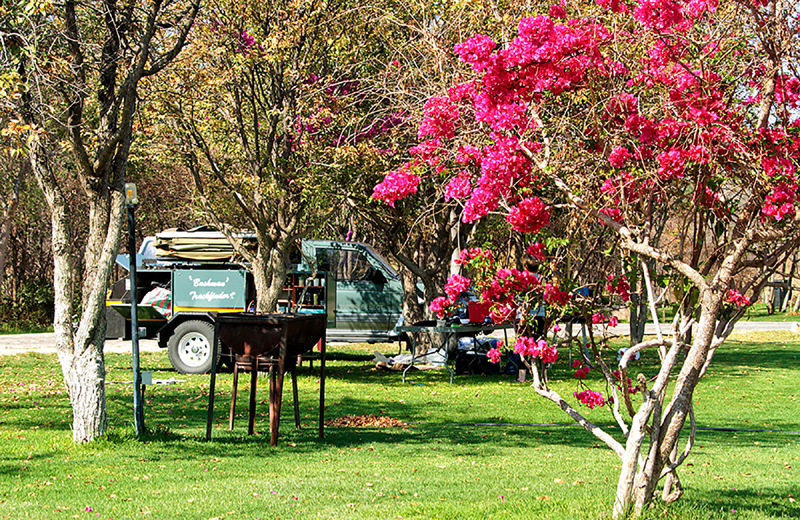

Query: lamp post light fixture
[{"left": 125, "top": 183, "right": 145, "bottom": 436}]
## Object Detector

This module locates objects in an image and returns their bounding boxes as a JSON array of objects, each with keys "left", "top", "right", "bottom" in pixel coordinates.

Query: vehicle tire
[{"left": 167, "top": 320, "right": 219, "bottom": 374}]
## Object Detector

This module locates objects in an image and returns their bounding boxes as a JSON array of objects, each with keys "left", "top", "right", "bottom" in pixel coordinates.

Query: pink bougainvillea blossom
[
  {"left": 596, "top": 0, "right": 629, "bottom": 13},
  {"left": 455, "top": 247, "right": 495, "bottom": 267},
  {"left": 762, "top": 183, "right": 797, "bottom": 221},
  {"left": 526, "top": 242, "right": 547, "bottom": 262},
  {"left": 543, "top": 282, "right": 570, "bottom": 305},
  {"left": 444, "top": 273, "right": 471, "bottom": 299},
  {"left": 609, "top": 146, "right": 633, "bottom": 168},
  {"left": 507, "top": 197, "right": 550, "bottom": 233},
  {"left": 574, "top": 365, "right": 591, "bottom": 379},
  {"left": 429, "top": 296, "right": 453, "bottom": 318},
  {"left": 514, "top": 337, "right": 559, "bottom": 363},
  {"left": 606, "top": 274, "right": 631, "bottom": 301},
  {"left": 444, "top": 170, "right": 473, "bottom": 201},
  {"left": 549, "top": 4, "right": 567, "bottom": 18},
  {"left": 373, "top": 164, "right": 420, "bottom": 207},
  {"left": 656, "top": 149, "right": 686, "bottom": 178},
  {"left": 487, "top": 347, "right": 502, "bottom": 364},
  {"left": 633, "top": 0, "right": 685, "bottom": 32},
  {"left": 418, "top": 95, "right": 460, "bottom": 140},
  {"left": 726, "top": 289, "right": 751, "bottom": 307},
  {"left": 600, "top": 207, "right": 624, "bottom": 222},
  {"left": 454, "top": 34, "right": 498, "bottom": 72},
  {"left": 574, "top": 390, "right": 606, "bottom": 409}
]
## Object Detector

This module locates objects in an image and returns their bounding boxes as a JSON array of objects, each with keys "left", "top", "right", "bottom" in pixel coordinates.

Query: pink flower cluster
[
  {"left": 372, "top": 163, "right": 420, "bottom": 207},
  {"left": 543, "top": 282, "right": 570, "bottom": 305},
  {"left": 762, "top": 183, "right": 797, "bottom": 221},
  {"left": 506, "top": 197, "right": 550, "bottom": 233},
  {"left": 608, "top": 146, "right": 633, "bottom": 168},
  {"left": 429, "top": 296, "right": 452, "bottom": 319},
  {"left": 418, "top": 96, "right": 460, "bottom": 140},
  {"left": 596, "top": 0, "right": 628, "bottom": 13},
  {"left": 525, "top": 242, "right": 546, "bottom": 262},
  {"left": 572, "top": 360, "right": 591, "bottom": 379},
  {"left": 444, "top": 171, "right": 472, "bottom": 201},
  {"left": 454, "top": 34, "right": 498, "bottom": 72},
  {"left": 444, "top": 274, "right": 471, "bottom": 299},
  {"left": 455, "top": 247, "right": 495, "bottom": 267},
  {"left": 725, "top": 289, "right": 751, "bottom": 307},
  {"left": 429, "top": 273, "right": 474, "bottom": 318},
  {"left": 239, "top": 30, "right": 257, "bottom": 50},
  {"left": 592, "top": 313, "right": 620, "bottom": 327},
  {"left": 487, "top": 347, "right": 502, "bottom": 364},
  {"left": 656, "top": 149, "right": 686, "bottom": 179},
  {"left": 574, "top": 390, "right": 606, "bottom": 409},
  {"left": 514, "top": 336, "right": 558, "bottom": 363},
  {"left": 606, "top": 274, "right": 631, "bottom": 301}
]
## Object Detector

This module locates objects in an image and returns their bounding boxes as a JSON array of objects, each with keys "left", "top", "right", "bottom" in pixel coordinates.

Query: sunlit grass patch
[{"left": 0, "top": 334, "right": 798, "bottom": 519}]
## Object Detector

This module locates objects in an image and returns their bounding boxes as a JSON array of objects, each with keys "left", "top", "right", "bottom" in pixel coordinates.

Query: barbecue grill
[{"left": 205, "top": 312, "right": 327, "bottom": 446}]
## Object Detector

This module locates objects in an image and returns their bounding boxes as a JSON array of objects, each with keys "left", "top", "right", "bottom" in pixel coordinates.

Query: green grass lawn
[
  {"left": 1, "top": 332, "right": 798, "bottom": 519},
  {"left": 740, "top": 304, "right": 800, "bottom": 322}
]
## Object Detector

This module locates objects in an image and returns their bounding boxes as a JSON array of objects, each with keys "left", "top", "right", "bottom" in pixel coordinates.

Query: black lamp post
[{"left": 125, "top": 183, "right": 145, "bottom": 435}]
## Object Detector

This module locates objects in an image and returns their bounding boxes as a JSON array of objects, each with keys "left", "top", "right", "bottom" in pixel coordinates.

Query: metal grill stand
[{"left": 205, "top": 313, "right": 326, "bottom": 446}]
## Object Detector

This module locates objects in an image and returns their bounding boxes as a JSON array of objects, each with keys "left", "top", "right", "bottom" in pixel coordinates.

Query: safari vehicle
[{"left": 106, "top": 228, "right": 404, "bottom": 374}]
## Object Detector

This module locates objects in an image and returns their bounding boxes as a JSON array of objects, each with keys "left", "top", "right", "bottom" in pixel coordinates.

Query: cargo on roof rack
[{"left": 153, "top": 228, "right": 257, "bottom": 261}]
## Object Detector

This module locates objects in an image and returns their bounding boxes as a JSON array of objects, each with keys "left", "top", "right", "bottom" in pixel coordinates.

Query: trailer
[{"left": 106, "top": 229, "right": 404, "bottom": 374}]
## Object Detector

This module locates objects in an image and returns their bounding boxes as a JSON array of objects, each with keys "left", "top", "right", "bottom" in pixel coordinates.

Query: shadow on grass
[
  {"left": 711, "top": 340, "right": 800, "bottom": 372},
  {"left": 684, "top": 484, "right": 800, "bottom": 518}
]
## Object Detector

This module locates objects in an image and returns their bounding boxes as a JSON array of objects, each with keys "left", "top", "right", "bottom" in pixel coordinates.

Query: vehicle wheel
[{"left": 167, "top": 320, "right": 218, "bottom": 374}]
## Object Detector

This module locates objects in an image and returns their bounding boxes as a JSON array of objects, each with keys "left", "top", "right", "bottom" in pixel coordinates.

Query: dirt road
[
  {"left": 2, "top": 320, "right": 796, "bottom": 357},
  {"left": 0, "top": 333, "right": 161, "bottom": 356}
]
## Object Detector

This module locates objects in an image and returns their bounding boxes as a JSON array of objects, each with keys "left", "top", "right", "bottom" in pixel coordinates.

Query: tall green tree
[
  {"left": 161, "top": 0, "right": 391, "bottom": 311},
  {"left": 7, "top": 0, "right": 199, "bottom": 442}
]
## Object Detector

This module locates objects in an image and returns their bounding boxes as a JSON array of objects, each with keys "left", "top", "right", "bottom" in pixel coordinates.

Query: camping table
[{"left": 396, "top": 323, "right": 512, "bottom": 384}]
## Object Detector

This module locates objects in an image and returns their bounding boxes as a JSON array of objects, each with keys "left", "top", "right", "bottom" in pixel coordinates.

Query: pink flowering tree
[
  {"left": 374, "top": 0, "right": 800, "bottom": 516},
  {"left": 357, "top": 3, "right": 546, "bottom": 338}
]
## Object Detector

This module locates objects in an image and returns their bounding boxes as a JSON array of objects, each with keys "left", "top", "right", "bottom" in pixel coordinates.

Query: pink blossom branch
[{"left": 531, "top": 384, "right": 626, "bottom": 458}]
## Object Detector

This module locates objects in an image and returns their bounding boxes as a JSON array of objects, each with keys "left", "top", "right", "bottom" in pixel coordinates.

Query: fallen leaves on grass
[{"left": 324, "top": 414, "right": 406, "bottom": 428}]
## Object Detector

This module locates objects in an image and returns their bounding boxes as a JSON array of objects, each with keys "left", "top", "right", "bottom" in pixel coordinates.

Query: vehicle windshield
[{"left": 360, "top": 244, "right": 398, "bottom": 278}]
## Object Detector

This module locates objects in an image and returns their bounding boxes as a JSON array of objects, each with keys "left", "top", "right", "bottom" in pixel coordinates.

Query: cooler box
[{"left": 468, "top": 301, "right": 491, "bottom": 324}]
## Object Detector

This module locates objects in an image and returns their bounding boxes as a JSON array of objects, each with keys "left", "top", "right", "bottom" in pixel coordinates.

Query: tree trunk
[
  {"left": 401, "top": 266, "right": 425, "bottom": 324},
  {"left": 61, "top": 343, "right": 108, "bottom": 441},
  {"left": 400, "top": 265, "right": 433, "bottom": 354},
  {"left": 254, "top": 246, "right": 290, "bottom": 313},
  {"left": 629, "top": 285, "right": 648, "bottom": 347},
  {"left": 252, "top": 255, "right": 272, "bottom": 312},
  {"left": 83, "top": 188, "right": 112, "bottom": 309},
  {"left": 781, "top": 254, "right": 795, "bottom": 312},
  {"left": 629, "top": 290, "right": 723, "bottom": 515},
  {"left": 30, "top": 142, "right": 125, "bottom": 442}
]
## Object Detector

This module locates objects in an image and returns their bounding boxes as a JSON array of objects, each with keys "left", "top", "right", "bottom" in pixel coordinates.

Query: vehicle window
[
  {"left": 140, "top": 238, "right": 157, "bottom": 260},
  {"left": 319, "top": 249, "right": 375, "bottom": 282}
]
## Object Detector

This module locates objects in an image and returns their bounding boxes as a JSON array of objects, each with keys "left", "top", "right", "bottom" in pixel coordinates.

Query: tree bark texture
[{"left": 29, "top": 141, "right": 124, "bottom": 442}]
